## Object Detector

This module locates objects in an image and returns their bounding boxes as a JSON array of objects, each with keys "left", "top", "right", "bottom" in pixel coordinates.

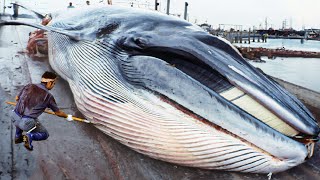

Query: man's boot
[
  {"left": 15, "top": 128, "right": 23, "bottom": 144},
  {"left": 23, "top": 133, "right": 33, "bottom": 151},
  {"left": 23, "top": 132, "right": 49, "bottom": 151}
]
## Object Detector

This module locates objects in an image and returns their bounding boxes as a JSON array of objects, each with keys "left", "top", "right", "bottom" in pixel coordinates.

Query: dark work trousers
[{"left": 11, "top": 110, "right": 49, "bottom": 140}]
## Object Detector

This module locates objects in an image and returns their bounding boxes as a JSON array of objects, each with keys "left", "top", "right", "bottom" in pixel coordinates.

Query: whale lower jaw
[{"left": 68, "top": 82, "right": 306, "bottom": 173}]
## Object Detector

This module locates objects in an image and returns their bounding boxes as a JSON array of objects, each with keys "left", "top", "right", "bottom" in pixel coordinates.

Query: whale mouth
[
  {"left": 158, "top": 48, "right": 317, "bottom": 133},
  {"left": 120, "top": 38, "right": 319, "bottom": 160}
]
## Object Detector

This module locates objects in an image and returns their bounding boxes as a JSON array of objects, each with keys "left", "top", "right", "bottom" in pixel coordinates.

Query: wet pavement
[{"left": 0, "top": 14, "right": 320, "bottom": 180}]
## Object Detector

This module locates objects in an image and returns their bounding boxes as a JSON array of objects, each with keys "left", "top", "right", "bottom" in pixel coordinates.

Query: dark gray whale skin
[{"left": 1, "top": 5, "right": 319, "bottom": 173}]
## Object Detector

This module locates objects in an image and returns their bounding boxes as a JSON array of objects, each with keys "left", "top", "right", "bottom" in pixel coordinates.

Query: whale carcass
[{"left": 1, "top": 5, "right": 319, "bottom": 173}]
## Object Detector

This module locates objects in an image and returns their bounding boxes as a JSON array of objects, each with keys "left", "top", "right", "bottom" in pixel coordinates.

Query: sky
[
  {"left": 113, "top": 0, "right": 320, "bottom": 30},
  {"left": 4, "top": 0, "right": 320, "bottom": 30}
]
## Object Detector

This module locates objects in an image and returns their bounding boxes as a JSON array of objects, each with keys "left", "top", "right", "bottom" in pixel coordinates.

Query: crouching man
[{"left": 11, "top": 71, "right": 73, "bottom": 151}]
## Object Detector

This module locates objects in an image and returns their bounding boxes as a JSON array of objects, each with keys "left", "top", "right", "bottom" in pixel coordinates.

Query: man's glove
[{"left": 66, "top": 114, "right": 73, "bottom": 121}]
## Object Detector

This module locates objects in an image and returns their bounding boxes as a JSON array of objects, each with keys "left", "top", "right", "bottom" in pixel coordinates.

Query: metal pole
[
  {"left": 248, "top": 28, "right": 251, "bottom": 44},
  {"left": 3, "top": 0, "right": 6, "bottom": 14},
  {"left": 155, "top": 0, "right": 159, "bottom": 11},
  {"left": 253, "top": 26, "right": 255, "bottom": 42},
  {"left": 184, "top": 2, "right": 188, "bottom": 20},
  {"left": 166, "top": 0, "right": 170, "bottom": 15}
]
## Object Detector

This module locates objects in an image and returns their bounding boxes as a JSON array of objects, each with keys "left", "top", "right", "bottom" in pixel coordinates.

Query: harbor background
[{"left": 234, "top": 39, "right": 320, "bottom": 93}]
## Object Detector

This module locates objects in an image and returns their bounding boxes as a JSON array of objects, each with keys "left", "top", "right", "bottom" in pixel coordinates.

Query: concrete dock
[{"left": 1, "top": 14, "right": 320, "bottom": 180}]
